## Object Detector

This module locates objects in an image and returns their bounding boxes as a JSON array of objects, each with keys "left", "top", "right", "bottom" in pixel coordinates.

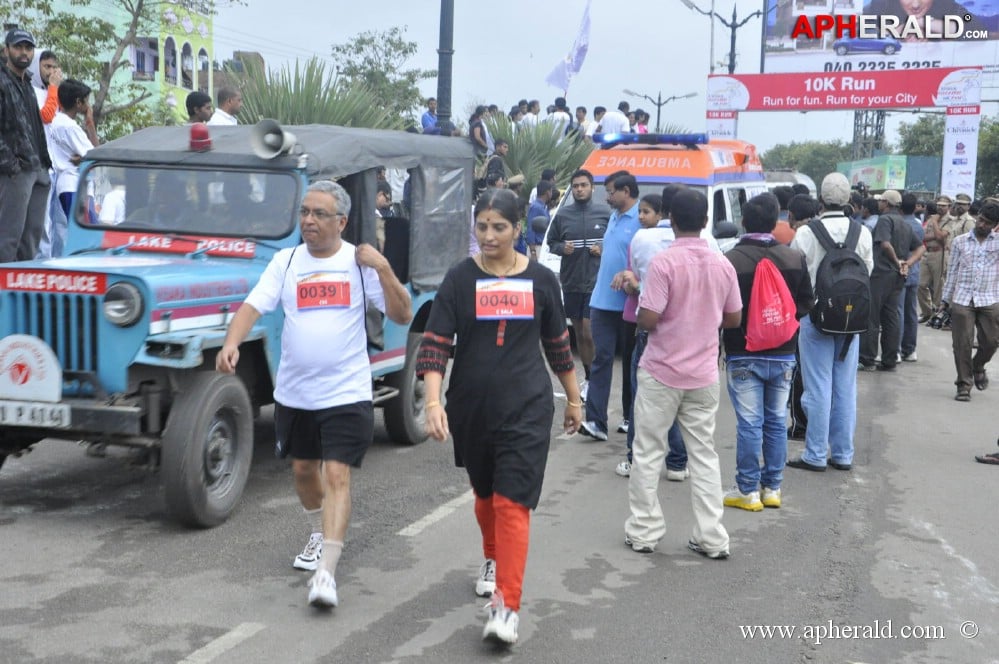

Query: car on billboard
[{"left": 833, "top": 36, "right": 902, "bottom": 55}]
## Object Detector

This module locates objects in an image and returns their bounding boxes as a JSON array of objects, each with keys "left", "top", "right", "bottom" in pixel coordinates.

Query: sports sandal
[{"left": 974, "top": 452, "right": 999, "bottom": 465}]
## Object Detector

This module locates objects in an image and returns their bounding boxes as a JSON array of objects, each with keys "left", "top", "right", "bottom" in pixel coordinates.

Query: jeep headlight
[{"left": 103, "top": 282, "right": 143, "bottom": 327}]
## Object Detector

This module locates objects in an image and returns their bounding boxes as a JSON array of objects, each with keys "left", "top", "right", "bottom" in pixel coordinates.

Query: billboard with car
[{"left": 761, "top": 0, "right": 999, "bottom": 91}]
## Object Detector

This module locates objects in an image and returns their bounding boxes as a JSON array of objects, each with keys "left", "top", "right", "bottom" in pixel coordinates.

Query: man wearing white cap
[{"left": 787, "top": 173, "right": 873, "bottom": 472}]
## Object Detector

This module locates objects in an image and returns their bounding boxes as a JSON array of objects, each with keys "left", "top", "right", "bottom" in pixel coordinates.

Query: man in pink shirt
[{"left": 623, "top": 189, "right": 743, "bottom": 559}]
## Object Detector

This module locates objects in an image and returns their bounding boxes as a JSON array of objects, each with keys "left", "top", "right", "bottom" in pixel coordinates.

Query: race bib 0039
[
  {"left": 475, "top": 279, "right": 534, "bottom": 320},
  {"left": 296, "top": 272, "right": 351, "bottom": 310}
]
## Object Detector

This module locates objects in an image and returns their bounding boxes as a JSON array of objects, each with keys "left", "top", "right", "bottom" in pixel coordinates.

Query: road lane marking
[
  {"left": 397, "top": 490, "right": 474, "bottom": 537},
  {"left": 178, "top": 622, "right": 266, "bottom": 664}
]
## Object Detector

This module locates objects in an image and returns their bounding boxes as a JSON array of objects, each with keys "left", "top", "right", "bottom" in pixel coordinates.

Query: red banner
[
  {"left": 707, "top": 67, "right": 981, "bottom": 112},
  {"left": 0, "top": 269, "right": 107, "bottom": 295}
]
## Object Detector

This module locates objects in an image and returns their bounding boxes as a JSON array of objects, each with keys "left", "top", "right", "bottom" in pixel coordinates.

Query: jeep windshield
[{"left": 76, "top": 164, "right": 300, "bottom": 240}]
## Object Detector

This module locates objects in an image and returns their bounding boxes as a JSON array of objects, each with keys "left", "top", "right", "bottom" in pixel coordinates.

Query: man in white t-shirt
[
  {"left": 575, "top": 106, "right": 593, "bottom": 137},
  {"left": 208, "top": 87, "right": 241, "bottom": 126},
  {"left": 520, "top": 99, "right": 541, "bottom": 128},
  {"left": 98, "top": 175, "right": 126, "bottom": 224},
  {"left": 596, "top": 105, "right": 630, "bottom": 135},
  {"left": 545, "top": 97, "right": 572, "bottom": 137},
  {"left": 217, "top": 180, "right": 412, "bottom": 610}
]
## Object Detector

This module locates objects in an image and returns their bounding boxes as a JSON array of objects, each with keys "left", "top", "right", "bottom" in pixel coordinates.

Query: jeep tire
[
  {"left": 162, "top": 372, "right": 253, "bottom": 527},
  {"left": 383, "top": 332, "right": 429, "bottom": 445}
]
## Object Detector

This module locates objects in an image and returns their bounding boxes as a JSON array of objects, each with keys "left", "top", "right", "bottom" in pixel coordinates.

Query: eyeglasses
[{"left": 299, "top": 207, "right": 339, "bottom": 221}]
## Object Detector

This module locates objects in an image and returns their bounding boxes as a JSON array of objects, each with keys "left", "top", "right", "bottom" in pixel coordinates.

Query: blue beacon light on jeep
[{"left": 593, "top": 132, "right": 709, "bottom": 148}]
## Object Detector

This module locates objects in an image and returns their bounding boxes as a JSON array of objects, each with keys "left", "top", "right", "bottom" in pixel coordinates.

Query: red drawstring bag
[{"left": 745, "top": 257, "right": 799, "bottom": 352}]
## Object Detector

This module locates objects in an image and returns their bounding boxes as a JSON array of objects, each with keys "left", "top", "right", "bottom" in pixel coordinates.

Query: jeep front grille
[{"left": 7, "top": 292, "right": 100, "bottom": 372}]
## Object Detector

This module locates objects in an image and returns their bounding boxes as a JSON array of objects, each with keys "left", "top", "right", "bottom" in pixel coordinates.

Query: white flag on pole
[{"left": 545, "top": 0, "right": 591, "bottom": 93}]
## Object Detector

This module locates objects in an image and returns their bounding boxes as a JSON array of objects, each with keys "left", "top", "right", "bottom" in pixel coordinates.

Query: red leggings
[{"left": 474, "top": 491, "right": 530, "bottom": 611}]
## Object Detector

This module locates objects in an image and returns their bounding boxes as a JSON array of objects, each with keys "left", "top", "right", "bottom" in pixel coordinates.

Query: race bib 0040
[
  {"left": 475, "top": 279, "right": 534, "bottom": 320},
  {"left": 296, "top": 272, "right": 351, "bottom": 310}
]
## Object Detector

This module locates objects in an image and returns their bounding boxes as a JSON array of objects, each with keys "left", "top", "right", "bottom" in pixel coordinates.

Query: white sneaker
[
  {"left": 578, "top": 420, "right": 608, "bottom": 441},
  {"left": 665, "top": 467, "right": 690, "bottom": 482},
  {"left": 475, "top": 559, "right": 496, "bottom": 597},
  {"left": 293, "top": 532, "right": 323, "bottom": 571},
  {"left": 482, "top": 592, "right": 519, "bottom": 645},
  {"left": 615, "top": 460, "right": 631, "bottom": 477},
  {"left": 616, "top": 420, "right": 630, "bottom": 434},
  {"left": 723, "top": 486, "right": 764, "bottom": 512},
  {"left": 307, "top": 569, "right": 338, "bottom": 608},
  {"left": 579, "top": 380, "right": 589, "bottom": 401},
  {"left": 902, "top": 351, "right": 917, "bottom": 362}
]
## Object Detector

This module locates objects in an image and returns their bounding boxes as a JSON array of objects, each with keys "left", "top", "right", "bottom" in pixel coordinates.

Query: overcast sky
[{"left": 210, "top": 0, "right": 980, "bottom": 153}]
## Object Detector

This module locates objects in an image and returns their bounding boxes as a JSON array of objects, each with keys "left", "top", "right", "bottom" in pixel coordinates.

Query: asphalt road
[{"left": 1, "top": 325, "right": 997, "bottom": 664}]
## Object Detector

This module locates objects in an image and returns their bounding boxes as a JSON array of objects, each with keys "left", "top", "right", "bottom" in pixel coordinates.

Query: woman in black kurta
[{"left": 417, "top": 188, "right": 582, "bottom": 646}]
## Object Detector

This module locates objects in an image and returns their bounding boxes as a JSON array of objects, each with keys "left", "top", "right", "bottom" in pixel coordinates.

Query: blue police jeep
[{"left": 0, "top": 122, "right": 474, "bottom": 526}]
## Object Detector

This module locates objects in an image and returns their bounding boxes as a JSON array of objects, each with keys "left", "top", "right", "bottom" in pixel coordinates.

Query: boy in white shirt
[{"left": 47, "top": 79, "right": 98, "bottom": 254}]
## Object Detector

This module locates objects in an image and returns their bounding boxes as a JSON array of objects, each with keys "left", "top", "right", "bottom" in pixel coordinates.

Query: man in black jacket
[
  {"left": 0, "top": 29, "right": 52, "bottom": 262},
  {"left": 545, "top": 169, "right": 610, "bottom": 393},
  {"left": 722, "top": 193, "right": 813, "bottom": 511}
]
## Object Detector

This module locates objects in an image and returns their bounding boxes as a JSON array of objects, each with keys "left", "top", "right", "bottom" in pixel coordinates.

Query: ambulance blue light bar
[{"left": 593, "top": 132, "right": 709, "bottom": 148}]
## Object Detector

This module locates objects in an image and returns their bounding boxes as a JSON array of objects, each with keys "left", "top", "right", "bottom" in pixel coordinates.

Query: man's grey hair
[{"left": 307, "top": 180, "right": 351, "bottom": 218}]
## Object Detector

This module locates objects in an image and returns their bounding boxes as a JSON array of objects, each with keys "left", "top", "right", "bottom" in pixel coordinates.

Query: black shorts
[
  {"left": 274, "top": 400, "right": 374, "bottom": 467},
  {"left": 562, "top": 291, "right": 591, "bottom": 320}
]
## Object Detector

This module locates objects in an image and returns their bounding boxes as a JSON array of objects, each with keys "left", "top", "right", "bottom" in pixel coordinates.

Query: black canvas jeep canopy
[
  {"left": 85, "top": 124, "right": 474, "bottom": 177},
  {"left": 85, "top": 124, "right": 475, "bottom": 292}
]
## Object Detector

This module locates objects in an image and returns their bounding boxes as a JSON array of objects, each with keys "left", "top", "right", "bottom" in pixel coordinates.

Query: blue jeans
[
  {"left": 797, "top": 317, "right": 858, "bottom": 467},
  {"left": 897, "top": 282, "right": 918, "bottom": 357},
  {"left": 585, "top": 307, "right": 624, "bottom": 434},
  {"left": 627, "top": 330, "right": 686, "bottom": 468},
  {"left": 725, "top": 357, "right": 795, "bottom": 492}
]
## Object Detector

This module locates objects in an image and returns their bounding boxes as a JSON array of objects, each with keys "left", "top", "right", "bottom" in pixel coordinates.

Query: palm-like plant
[
  {"left": 238, "top": 57, "right": 403, "bottom": 129},
  {"left": 485, "top": 116, "right": 595, "bottom": 197}
]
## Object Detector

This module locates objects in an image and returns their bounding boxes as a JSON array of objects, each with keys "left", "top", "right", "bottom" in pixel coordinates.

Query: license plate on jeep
[{"left": 0, "top": 400, "right": 71, "bottom": 428}]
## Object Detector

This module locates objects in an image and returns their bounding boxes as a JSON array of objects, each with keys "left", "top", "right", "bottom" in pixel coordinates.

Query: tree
[
  {"left": 9, "top": 0, "right": 240, "bottom": 140},
  {"left": 976, "top": 118, "right": 999, "bottom": 198},
  {"left": 760, "top": 140, "right": 854, "bottom": 185},
  {"left": 330, "top": 26, "right": 436, "bottom": 122},
  {"left": 896, "top": 114, "right": 945, "bottom": 156},
  {"left": 238, "top": 58, "right": 403, "bottom": 129},
  {"left": 484, "top": 116, "right": 595, "bottom": 202}
]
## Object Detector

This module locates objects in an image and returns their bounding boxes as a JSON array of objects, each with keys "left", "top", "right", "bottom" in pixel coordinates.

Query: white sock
[
  {"left": 303, "top": 507, "right": 322, "bottom": 536},
  {"left": 321, "top": 540, "right": 344, "bottom": 576}
]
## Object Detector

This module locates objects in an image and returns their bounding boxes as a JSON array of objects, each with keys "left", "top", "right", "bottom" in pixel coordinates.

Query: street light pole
[
  {"left": 435, "top": 0, "right": 455, "bottom": 136},
  {"left": 720, "top": 4, "right": 762, "bottom": 74},
  {"left": 681, "top": 0, "right": 761, "bottom": 74},
  {"left": 622, "top": 89, "right": 698, "bottom": 133}
]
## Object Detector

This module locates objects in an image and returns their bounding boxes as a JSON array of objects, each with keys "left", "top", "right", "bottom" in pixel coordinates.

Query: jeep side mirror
[
  {"left": 713, "top": 220, "right": 739, "bottom": 239},
  {"left": 530, "top": 216, "right": 549, "bottom": 235}
]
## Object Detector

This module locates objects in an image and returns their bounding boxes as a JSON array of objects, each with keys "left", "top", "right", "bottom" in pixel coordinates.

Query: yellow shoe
[
  {"left": 723, "top": 487, "right": 763, "bottom": 512},
  {"left": 761, "top": 487, "right": 782, "bottom": 509}
]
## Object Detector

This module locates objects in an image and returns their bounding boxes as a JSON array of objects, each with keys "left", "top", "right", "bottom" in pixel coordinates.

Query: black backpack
[{"left": 807, "top": 219, "right": 871, "bottom": 351}]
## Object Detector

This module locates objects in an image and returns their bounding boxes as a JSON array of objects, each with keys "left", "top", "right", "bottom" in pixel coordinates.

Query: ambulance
[{"left": 538, "top": 132, "right": 769, "bottom": 275}]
